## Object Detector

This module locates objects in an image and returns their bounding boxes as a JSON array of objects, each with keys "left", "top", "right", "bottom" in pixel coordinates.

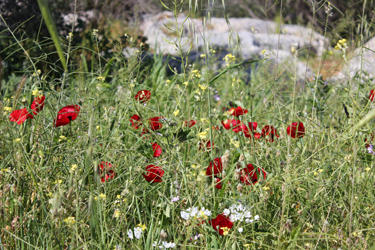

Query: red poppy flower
[
  {"left": 209, "top": 214, "right": 233, "bottom": 235},
  {"left": 239, "top": 164, "right": 266, "bottom": 185},
  {"left": 232, "top": 122, "right": 251, "bottom": 136},
  {"left": 53, "top": 105, "right": 80, "bottom": 127},
  {"left": 148, "top": 116, "right": 164, "bottom": 131},
  {"left": 184, "top": 120, "right": 197, "bottom": 128},
  {"left": 135, "top": 90, "right": 151, "bottom": 103},
  {"left": 244, "top": 122, "right": 261, "bottom": 139},
  {"left": 31, "top": 96, "right": 45, "bottom": 114},
  {"left": 199, "top": 140, "right": 214, "bottom": 151},
  {"left": 99, "top": 161, "right": 116, "bottom": 183},
  {"left": 370, "top": 90, "right": 375, "bottom": 102},
  {"left": 221, "top": 119, "right": 241, "bottom": 130},
  {"left": 130, "top": 114, "right": 142, "bottom": 129},
  {"left": 261, "top": 125, "right": 279, "bottom": 142},
  {"left": 143, "top": 165, "right": 164, "bottom": 183},
  {"left": 215, "top": 178, "right": 222, "bottom": 189},
  {"left": 287, "top": 122, "right": 305, "bottom": 138},
  {"left": 9, "top": 108, "right": 34, "bottom": 124},
  {"left": 206, "top": 158, "right": 223, "bottom": 176},
  {"left": 248, "top": 122, "right": 257, "bottom": 131},
  {"left": 229, "top": 106, "right": 248, "bottom": 117},
  {"left": 152, "top": 142, "right": 162, "bottom": 157}
]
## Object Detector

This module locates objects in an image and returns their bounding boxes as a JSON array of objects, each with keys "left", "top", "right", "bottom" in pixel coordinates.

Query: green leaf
[
  {"left": 173, "top": 129, "right": 192, "bottom": 142},
  {"left": 137, "top": 143, "right": 154, "bottom": 158},
  {"left": 36, "top": 0, "right": 67, "bottom": 71},
  {"left": 165, "top": 204, "right": 171, "bottom": 218},
  {"left": 160, "top": 0, "right": 171, "bottom": 10},
  {"left": 102, "top": 58, "right": 114, "bottom": 78}
]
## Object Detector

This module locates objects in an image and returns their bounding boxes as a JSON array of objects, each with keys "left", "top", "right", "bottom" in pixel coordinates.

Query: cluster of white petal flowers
[
  {"left": 153, "top": 241, "right": 176, "bottom": 249},
  {"left": 223, "top": 204, "right": 259, "bottom": 223},
  {"left": 127, "top": 227, "right": 143, "bottom": 240},
  {"left": 181, "top": 207, "right": 212, "bottom": 220}
]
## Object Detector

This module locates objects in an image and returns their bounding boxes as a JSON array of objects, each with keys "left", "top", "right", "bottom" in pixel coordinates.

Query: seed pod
[
  {"left": 236, "top": 183, "right": 244, "bottom": 192},
  {"left": 160, "top": 229, "right": 167, "bottom": 240},
  {"left": 239, "top": 154, "right": 245, "bottom": 162}
]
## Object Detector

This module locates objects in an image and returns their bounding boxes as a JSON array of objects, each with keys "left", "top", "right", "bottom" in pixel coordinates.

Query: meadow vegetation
[{"left": 1, "top": 0, "right": 375, "bottom": 249}]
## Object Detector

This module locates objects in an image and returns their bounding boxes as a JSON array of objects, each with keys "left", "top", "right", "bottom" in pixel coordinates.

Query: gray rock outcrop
[{"left": 137, "top": 11, "right": 330, "bottom": 79}]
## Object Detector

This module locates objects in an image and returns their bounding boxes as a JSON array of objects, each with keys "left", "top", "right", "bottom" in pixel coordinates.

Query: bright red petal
[
  {"left": 209, "top": 214, "right": 233, "bottom": 235},
  {"left": 143, "top": 165, "right": 164, "bottom": 183},
  {"left": 206, "top": 158, "right": 223, "bottom": 176},
  {"left": 370, "top": 90, "right": 375, "bottom": 102},
  {"left": 54, "top": 105, "right": 80, "bottom": 127},
  {"left": 287, "top": 122, "right": 305, "bottom": 138},
  {"left": 184, "top": 120, "right": 197, "bottom": 128},
  {"left": 135, "top": 90, "right": 151, "bottom": 103},
  {"left": 9, "top": 108, "right": 33, "bottom": 125},
  {"left": 130, "top": 114, "right": 142, "bottom": 129},
  {"left": 31, "top": 96, "right": 45, "bottom": 114},
  {"left": 229, "top": 106, "right": 248, "bottom": 117},
  {"left": 152, "top": 142, "right": 162, "bottom": 157},
  {"left": 149, "top": 117, "right": 163, "bottom": 131},
  {"left": 240, "top": 164, "right": 266, "bottom": 185}
]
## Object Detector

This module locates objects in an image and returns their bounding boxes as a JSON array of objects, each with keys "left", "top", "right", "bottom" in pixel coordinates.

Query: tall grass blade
[{"left": 36, "top": 0, "right": 67, "bottom": 71}]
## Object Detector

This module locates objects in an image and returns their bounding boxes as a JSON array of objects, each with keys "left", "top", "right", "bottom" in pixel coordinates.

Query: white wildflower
[
  {"left": 127, "top": 229, "right": 133, "bottom": 239},
  {"left": 134, "top": 227, "right": 142, "bottom": 239}
]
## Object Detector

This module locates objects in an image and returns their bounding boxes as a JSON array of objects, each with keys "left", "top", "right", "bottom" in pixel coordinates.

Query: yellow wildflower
[
  {"left": 53, "top": 179, "right": 63, "bottom": 184},
  {"left": 198, "top": 84, "right": 208, "bottom": 91},
  {"left": 63, "top": 217, "right": 75, "bottom": 225},
  {"left": 230, "top": 139, "right": 240, "bottom": 148},
  {"left": 32, "top": 69, "right": 41, "bottom": 77},
  {"left": 190, "top": 70, "right": 201, "bottom": 78},
  {"left": 137, "top": 223, "right": 147, "bottom": 231},
  {"left": 32, "top": 89, "right": 43, "bottom": 97},
  {"left": 58, "top": 135, "right": 67, "bottom": 142},
  {"left": 197, "top": 131, "right": 208, "bottom": 140},
  {"left": 183, "top": 81, "right": 188, "bottom": 86},
  {"left": 191, "top": 164, "right": 200, "bottom": 170},
  {"left": 98, "top": 193, "right": 106, "bottom": 200},
  {"left": 365, "top": 167, "right": 371, "bottom": 172},
  {"left": 173, "top": 110, "right": 180, "bottom": 116},
  {"left": 14, "top": 138, "right": 21, "bottom": 143},
  {"left": 114, "top": 209, "right": 121, "bottom": 218},
  {"left": 223, "top": 54, "right": 236, "bottom": 66},
  {"left": 96, "top": 76, "right": 105, "bottom": 81},
  {"left": 220, "top": 227, "right": 230, "bottom": 235},
  {"left": 70, "top": 164, "right": 78, "bottom": 173}
]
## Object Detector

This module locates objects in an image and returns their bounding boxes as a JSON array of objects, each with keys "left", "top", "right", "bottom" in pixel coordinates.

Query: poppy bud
[
  {"left": 160, "top": 230, "right": 167, "bottom": 240},
  {"left": 236, "top": 162, "right": 241, "bottom": 169},
  {"left": 239, "top": 154, "right": 245, "bottom": 162},
  {"left": 236, "top": 183, "right": 243, "bottom": 192},
  {"left": 234, "top": 169, "right": 241, "bottom": 180}
]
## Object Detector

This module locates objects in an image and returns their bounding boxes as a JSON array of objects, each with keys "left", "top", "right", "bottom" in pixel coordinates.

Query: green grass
[{"left": 1, "top": 0, "right": 375, "bottom": 249}]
